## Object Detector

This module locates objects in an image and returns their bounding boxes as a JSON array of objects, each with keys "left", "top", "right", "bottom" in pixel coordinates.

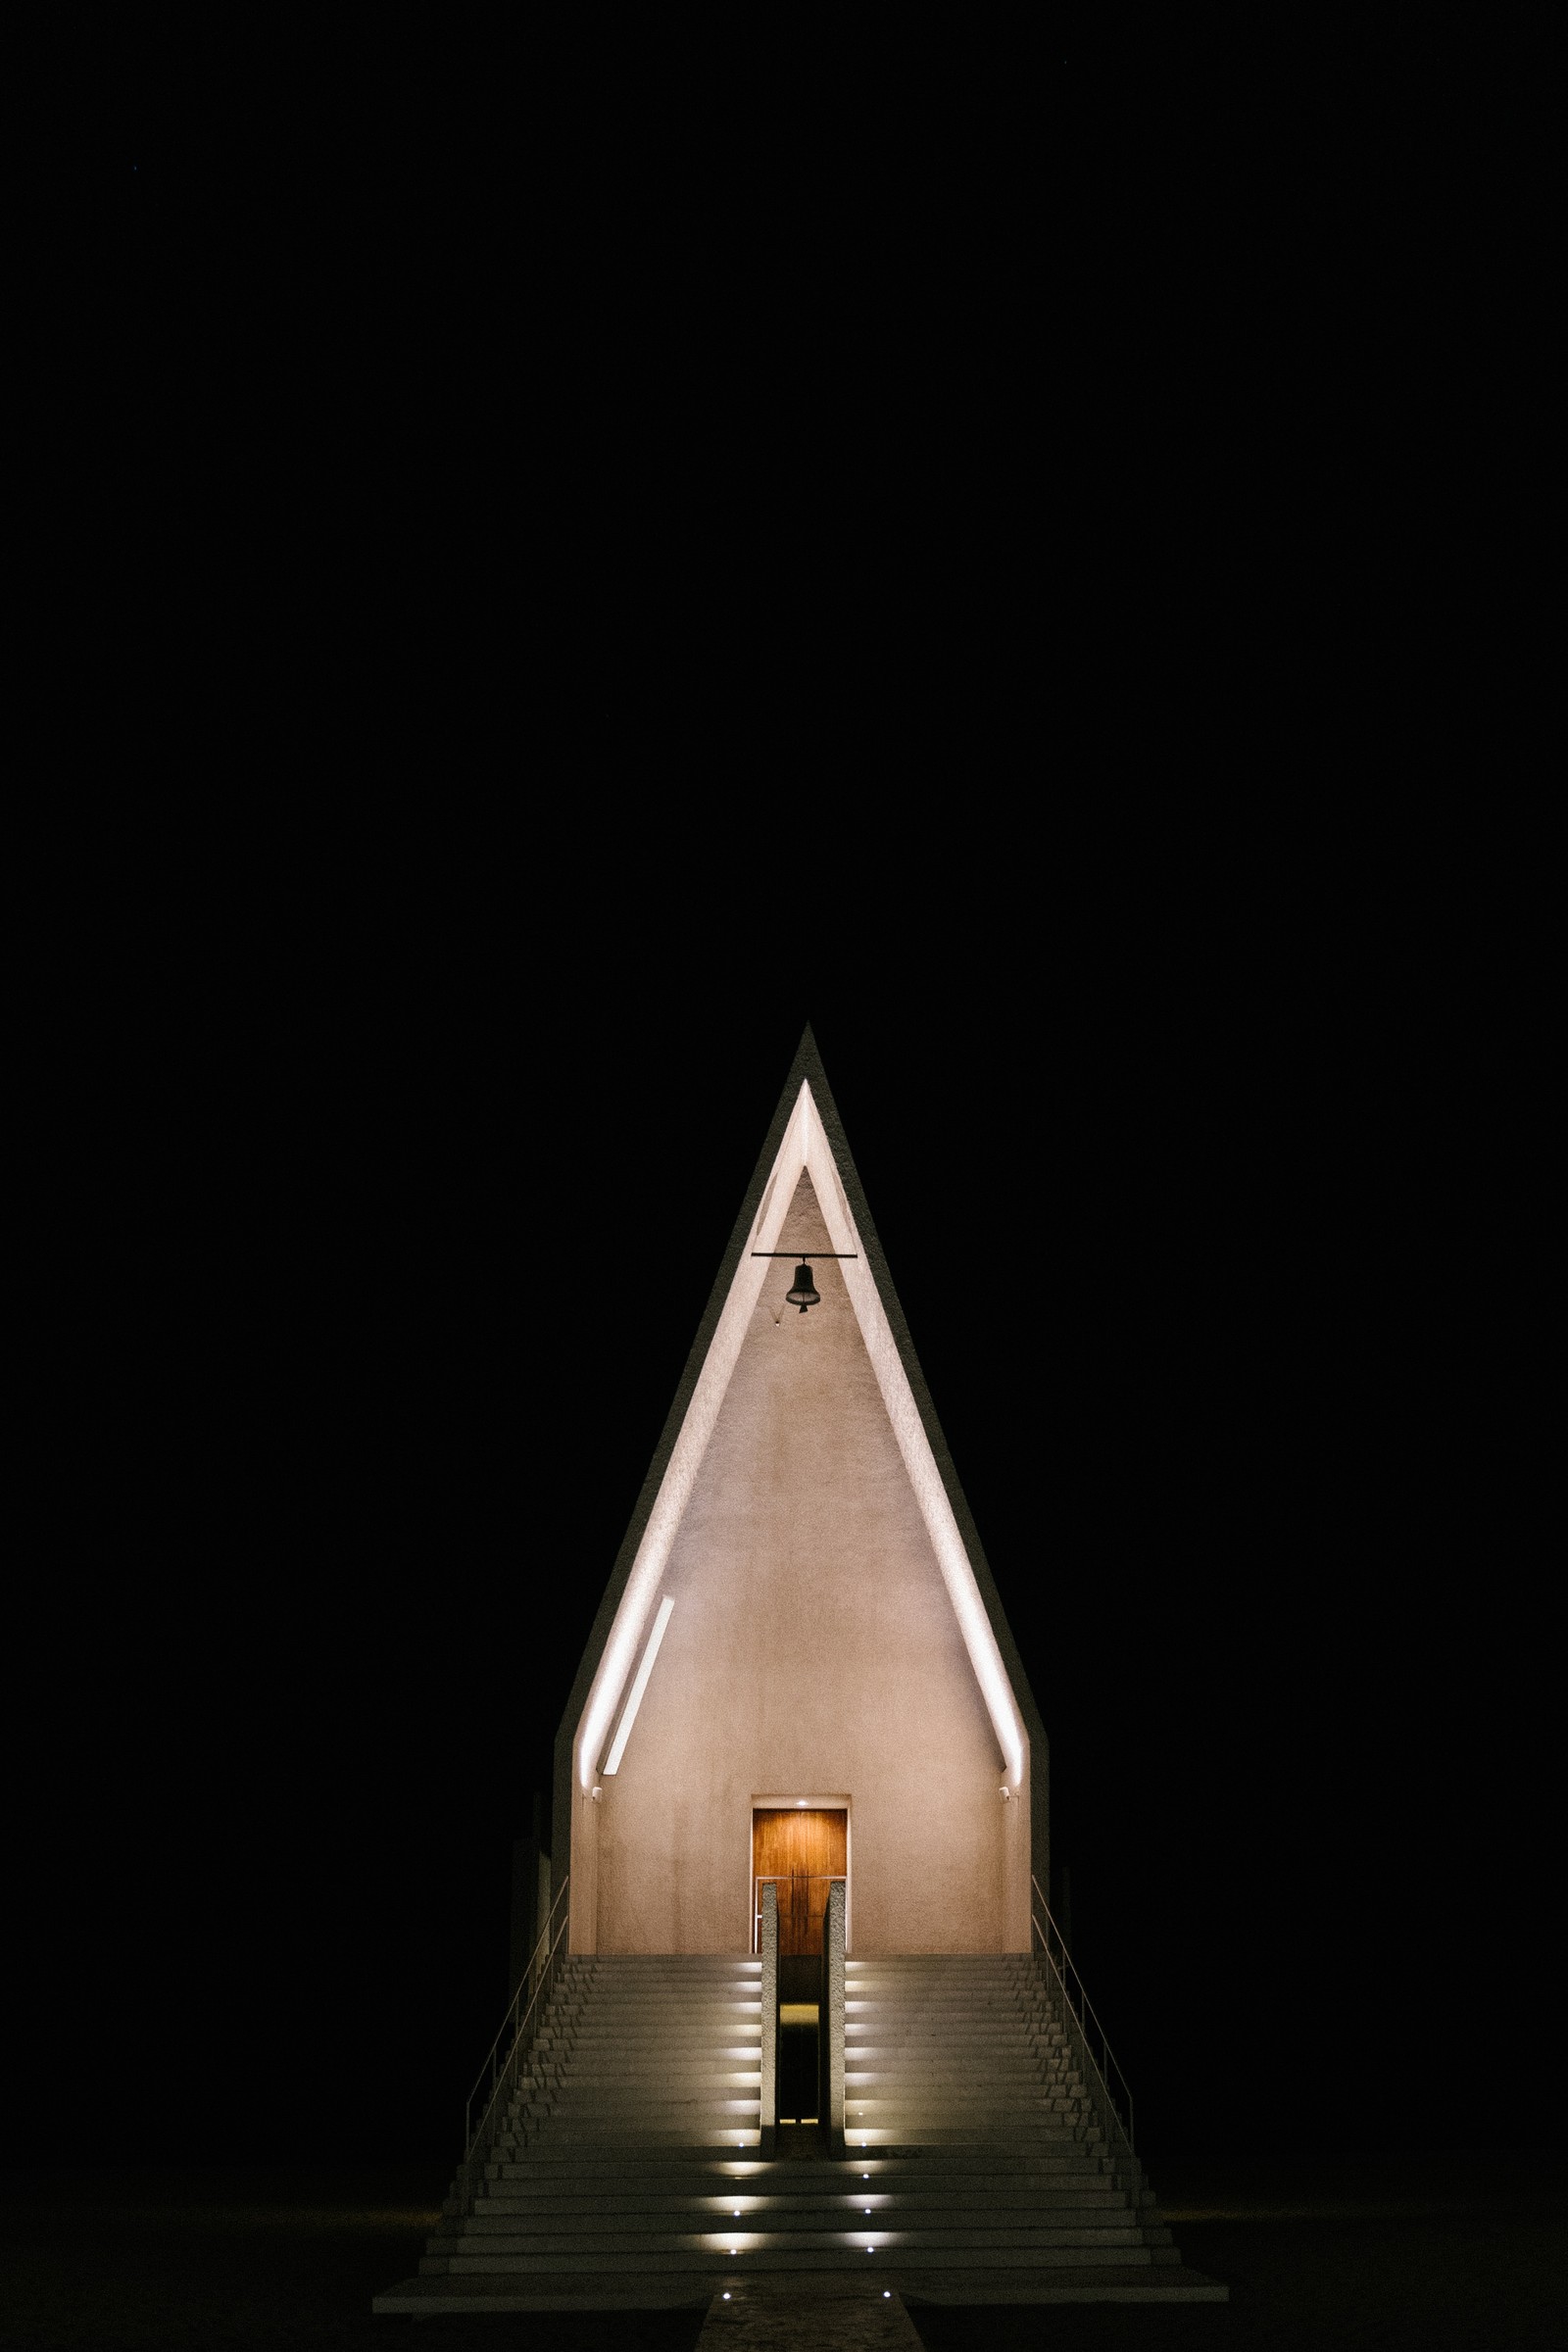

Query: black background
[{"left": 17, "top": 19, "right": 1553, "bottom": 2188}]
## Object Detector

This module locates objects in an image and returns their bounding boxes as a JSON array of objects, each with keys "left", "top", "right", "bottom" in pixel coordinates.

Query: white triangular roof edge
[{"left": 573, "top": 1079, "right": 1028, "bottom": 1794}]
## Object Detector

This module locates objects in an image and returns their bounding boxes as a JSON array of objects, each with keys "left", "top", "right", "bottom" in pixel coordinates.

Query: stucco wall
[{"left": 587, "top": 1171, "right": 1028, "bottom": 1955}]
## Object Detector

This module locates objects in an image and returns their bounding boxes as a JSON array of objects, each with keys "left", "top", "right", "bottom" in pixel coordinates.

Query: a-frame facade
[
  {"left": 374, "top": 1031, "right": 1228, "bottom": 2313},
  {"left": 553, "top": 1029, "right": 1048, "bottom": 1959}
]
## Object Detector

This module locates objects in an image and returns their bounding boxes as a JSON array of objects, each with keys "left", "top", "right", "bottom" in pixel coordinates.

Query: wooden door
[{"left": 753, "top": 1809, "right": 847, "bottom": 1956}]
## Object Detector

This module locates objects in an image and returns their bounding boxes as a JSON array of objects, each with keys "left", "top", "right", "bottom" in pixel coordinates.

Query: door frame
[{"left": 750, "top": 1796, "right": 852, "bottom": 1955}]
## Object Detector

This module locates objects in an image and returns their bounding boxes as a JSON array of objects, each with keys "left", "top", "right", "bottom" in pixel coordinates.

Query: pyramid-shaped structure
[{"left": 553, "top": 1030, "right": 1047, "bottom": 1955}]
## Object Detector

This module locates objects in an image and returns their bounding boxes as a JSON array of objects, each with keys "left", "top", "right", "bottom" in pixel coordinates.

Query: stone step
[
  {"left": 842, "top": 2074, "right": 1079, "bottom": 2090},
  {"left": 525, "top": 2072, "right": 760, "bottom": 2089},
  {"left": 531, "top": 2087, "right": 761, "bottom": 2106},
  {"left": 491, "top": 2155, "right": 1115, "bottom": 2183},
  {"left": 845, "top": 1961, "right": 1028, "bottom": 1971},
  {"left": 466, "top": 2182, "right": 1133, "bottom": 2205},
  {"left": 848, "top": 2090, "right": 1081, "bottom": 2105},
  {"left": 473, "top": 2187, "right": 1128, "bottom": 2216},
  {"left": 540, "top": 2037, "right": 763, "bottom": 2054},
  {"left": 584, "top": 1967, "right": 762, "bottom": 1978},
  {"left": 844, "top": 2017, "right": 1063, "bottom": 2031},
  {"left": 542, "top": 2034, "right": 762, "bottom": 2050},
  {"left": 429, "top": 2242, "right": 1156, "bottom": 2275},
  {"left": 848, "top": 1990, "right": 1041, "bottom": 2002},
  {"left": 845, "top": 2074, "right": 1080, "bottom": 2091},
  {"left": 449, "top": 2225, "right": 1147, "bottom": 2254},
  {"left": 846, "top": 2011, "right": 1064, "bottom": 2026},
  {"left": 538, "top": 2068, "right": 762, "bottom": 2086},
  {"left": 847, "top": 2092, "right": 1085, "bottom": 2111},
  {"left": 847, "top": 1974, "right": 1036, "bottom": 1984},
  {"left": 514, "top": 2118, "right": 763, "bottom": 2136},
  {"left": 568, "top": 1967, "right": 762, "bottom": 1979},
  {"left": 523, "top": 2099, "right": 764, "bottom": 2116},
  {"left": 543, "top": 2022, "right": 760, "bottom": 2037},
  {"left": 845, "top": 2016, "right": 1045, "bottom": 2033},
  {"left": 544, "top": 2003, "right": 763, "bottom": 2018},
  {"left": 844, "top": 2127, "right": 1096, "bottom": 2142},
  {"left": 570, "top": 1988, "right": 761, "bottom": 1999},
  {"left": 844, "top": 2108, "right": 1085, "bottom": 2127},
  {"left": 846, "top": 2015, "right": 1045, "bottom": 2031},
  {"left": 845, "top": 2098, "right": 1083, "bottom": 2118},
  {"left": 848, "top": 1979, "right": 1037, "bottom": 1988},
  {"left": 488, "top": 2171, "right": 1119, "bottom": 2197},
  {"left": 844, "top": 2040, "right": 1067, "bottom": 2054},
  {"left": 557, "top": 1981, "right": 763, "bottom": 1992},
  {"left": 840, "top": 2119, "right": 1089, "bottom": 2138},
  {"left": 846, "top": 2088, "right": 1081, "bottom": 2107},
  {"left": 844, "top": 2060, "right": 1078, "bottom": 2079},
  {"left": 550, "top": 2023, "right": 770, "bottom": 2041},
  {"left": 542, "top": 2034, "right": 763, "bottom": 2049},
  {"left": 498, "top": 2130, "right": 766, "bottom": 2149},
  {"left": 851, "top": 1984, "right": 1047, "bottom": 1992},
  {"left": 558, "top": 1973, "right": 762, "bottom": 1984},
  {"left": 842, "top": 2137, "right": 1096, "bottom": 2156},
  {"left": 458, "top": 2210, "right": 1140, "bottom": 2239},
  {"left": 526, "top": 2070, "right": 766, "bottom": 2088},
  {"left": 537, "top": 2029, "right": 756, "bottom": 2042},
  {"left": 847, "top": 1988, "right": 1040, "bottom": 2001},
  {"left": 513, "top": 2116, "right": 764, "bottom": 2135},
  {"left": 842, "top": 2035, "right": 1067, "bottom": 2051},
  {"left": 552, "top": 2003, "right": 766, "bottom": 2023},
  {"left": 529, "top": 2079, "right": 761, "bottom": 2098},
  {"left": 845, "top": 2034, "right": 1068, "bottom": 2048}
]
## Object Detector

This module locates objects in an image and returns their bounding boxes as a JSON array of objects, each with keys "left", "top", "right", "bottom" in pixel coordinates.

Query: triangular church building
[
  {"left": 556, "top": 1027, "right": 1045, "bottom": 1961},
  {"left": 375, "top": 1033, "right": 1224, "bottom": 2316}
]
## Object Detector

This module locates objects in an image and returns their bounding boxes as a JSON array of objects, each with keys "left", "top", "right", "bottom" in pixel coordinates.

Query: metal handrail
[
  {"left": 456, "top": 1873, "right": 570, "bottom": 2211},
  {"left": 1029, "top": 1874, "right": 1138, "bottom": 2189},
  {"left": 464, "top": 1873, "right": 570, "bottom": 2141}
]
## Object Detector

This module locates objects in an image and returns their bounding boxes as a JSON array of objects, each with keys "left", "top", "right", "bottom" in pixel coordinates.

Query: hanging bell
[{"left": 785, "top": 1261, "right": 820, "bottom": 1313}]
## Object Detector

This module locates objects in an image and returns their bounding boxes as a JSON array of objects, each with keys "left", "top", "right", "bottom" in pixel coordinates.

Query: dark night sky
[{"left": 18, "top": 24, "right": 1553, "bottom": 2185}]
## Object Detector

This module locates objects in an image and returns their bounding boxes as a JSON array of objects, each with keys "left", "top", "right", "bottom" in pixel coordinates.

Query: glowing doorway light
[{"left": 602, "top": 1595, "right": 674, "bottom": 1775}]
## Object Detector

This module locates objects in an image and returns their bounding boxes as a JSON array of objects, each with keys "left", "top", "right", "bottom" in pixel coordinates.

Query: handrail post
[
  {"left": 758, "top": 1882, "right": 777, "bottom": 2156},
  {"left": 819, "top": 1877, "right": 845, "bottom": 2155}
]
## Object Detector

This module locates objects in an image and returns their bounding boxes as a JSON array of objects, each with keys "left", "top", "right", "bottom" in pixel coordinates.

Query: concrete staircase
[
  {"left": 373, "top": 1952, "right": 1224, "bottom": 2311},
  {"left": 846, "top": 1953, "right": 1121, "bottom": 2148},
  {"left": 503, "top": 1954, "right": 766, "bottom": 2152}
]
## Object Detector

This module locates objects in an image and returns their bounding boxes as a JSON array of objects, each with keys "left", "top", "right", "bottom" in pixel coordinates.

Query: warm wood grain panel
[{"left": 753, "top": 1809, "right": 847, "bottom": 1955}]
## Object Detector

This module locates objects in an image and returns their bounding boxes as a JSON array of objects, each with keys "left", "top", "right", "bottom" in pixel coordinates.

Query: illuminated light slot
[{"left": 601, "top": 1595, "right": 674, "bottom": 1775}]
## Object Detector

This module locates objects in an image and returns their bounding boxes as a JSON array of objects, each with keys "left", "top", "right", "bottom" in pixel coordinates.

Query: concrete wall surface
[{"left": 585, "top": 1171, "right": 1028, "bottom": 1955}]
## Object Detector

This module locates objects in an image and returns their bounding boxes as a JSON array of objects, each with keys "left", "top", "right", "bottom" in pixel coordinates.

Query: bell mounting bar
[{"left": 750, "top": 1251, "right": 858, "bottom": 1258}]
